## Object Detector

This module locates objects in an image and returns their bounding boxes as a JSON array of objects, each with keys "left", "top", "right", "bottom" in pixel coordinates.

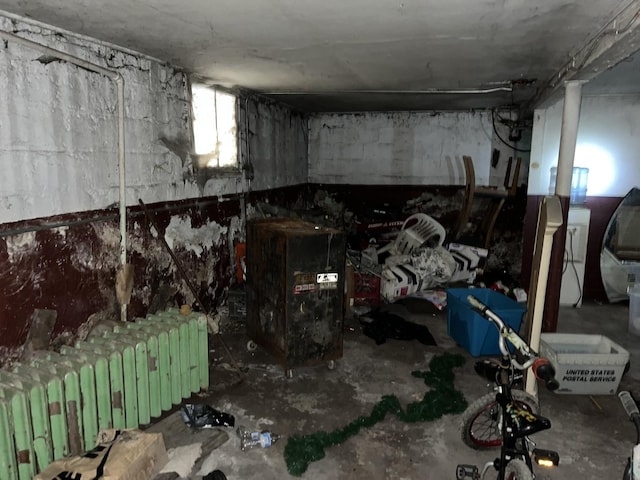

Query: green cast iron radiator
[{"left": 0, "top": 308, "right": 209, "bottom": 480}]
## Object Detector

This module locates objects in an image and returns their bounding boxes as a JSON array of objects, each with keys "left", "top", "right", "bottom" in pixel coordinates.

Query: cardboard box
[
  {"left": 354, "top": 272, "right": 381, "bottom": 306},
  {"left": 35, "top": 429, "right": 168, "bottom": 480},
  {"left": 539, "top": 333, "right": 629, "bottom": 395},
  {"left": 381, "top": 264, "right": 421, "bottom": 302},
  {"left": 447, "top": 243, "right": 488, "bottom": 283}
]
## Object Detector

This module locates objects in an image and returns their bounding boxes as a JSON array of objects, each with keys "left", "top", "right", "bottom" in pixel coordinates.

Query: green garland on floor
[{"left": 283, "top": 352, "right": 467, "bottom": 476}]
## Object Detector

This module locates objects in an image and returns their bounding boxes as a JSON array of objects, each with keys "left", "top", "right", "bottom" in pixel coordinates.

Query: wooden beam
[{"left": 524, "top": 196, "right": 562, "bottom": 397}]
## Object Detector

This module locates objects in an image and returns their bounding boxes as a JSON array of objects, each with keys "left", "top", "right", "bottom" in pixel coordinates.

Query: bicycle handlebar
[
  {"left": 619, "top": 391, "right": 640, "bottom": 448},
  {"left": 467, "top": 295, "right": 489, "bottom": 315},
  {"left": 467, "top": 294, "right": 559, "bottom": 391},
  {"left": 532, "top": 358, "right": 560, "bottom": 391}
]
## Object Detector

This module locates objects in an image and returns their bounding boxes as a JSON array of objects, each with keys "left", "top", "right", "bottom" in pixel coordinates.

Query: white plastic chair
[{"left": 377, "top": 213, "right": 446, "bottom": 256}]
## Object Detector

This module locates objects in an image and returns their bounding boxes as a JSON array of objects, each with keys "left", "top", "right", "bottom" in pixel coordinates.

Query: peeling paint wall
[
  {"left": 0, "top": 199, "right": 243, "bottom": 362},
  {"left": 164, "top": 216, "right": 228, "bottom": 257},
  {"left": 0, "top": 14, "right": 307, "bottom": 220},
  {"left": 0, "top": 14, "right": 307, "bottom": 363},
  {"left": 0, "top": 15, "right": 197, "bottom": 223},
  {"left": 308, "top": 111, "right": 493, "bottom": 185},
  {"left": 239, "top": 96, "right": 308, "bottom": 191}
]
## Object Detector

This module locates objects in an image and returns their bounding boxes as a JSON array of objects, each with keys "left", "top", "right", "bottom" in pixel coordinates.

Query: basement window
[{"left": 191, "top": 84, "right": 238, "bottom": 169}]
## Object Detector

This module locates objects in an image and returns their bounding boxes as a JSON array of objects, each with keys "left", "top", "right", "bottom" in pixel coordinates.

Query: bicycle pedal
[{"left": 456, "top": 464, "right": 480, "bottom": 480}]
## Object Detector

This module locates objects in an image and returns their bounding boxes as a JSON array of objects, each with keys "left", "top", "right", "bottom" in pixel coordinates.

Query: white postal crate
[{"left": 539, "top": 333, "right": 630, "bottom": 395}]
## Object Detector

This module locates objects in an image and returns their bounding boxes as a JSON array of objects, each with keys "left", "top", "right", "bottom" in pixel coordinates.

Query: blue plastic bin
[{"left": 446, "top": 288, "right": 526, "bottom": 357}]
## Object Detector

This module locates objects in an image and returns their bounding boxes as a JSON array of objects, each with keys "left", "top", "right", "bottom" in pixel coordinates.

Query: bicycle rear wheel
[{"left": 461, "top": 390, "right": 539, "bottom": 449}]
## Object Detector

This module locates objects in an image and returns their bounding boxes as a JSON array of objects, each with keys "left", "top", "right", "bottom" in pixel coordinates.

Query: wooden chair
[{"left": 454, "top": 155, "right": 522, "bottom": 249}]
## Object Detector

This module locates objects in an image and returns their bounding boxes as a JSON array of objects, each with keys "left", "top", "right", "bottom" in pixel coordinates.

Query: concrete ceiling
[
  {"left": 584, "top": 51, "right": 640, "bottom": 96},
  {"left": 0, "top": 0, "right": 637, "bottom": 111}
]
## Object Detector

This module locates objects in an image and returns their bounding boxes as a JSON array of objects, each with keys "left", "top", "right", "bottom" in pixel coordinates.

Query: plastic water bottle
[{"left": 237, "top": 425, "right": 280, "bottom": 451}]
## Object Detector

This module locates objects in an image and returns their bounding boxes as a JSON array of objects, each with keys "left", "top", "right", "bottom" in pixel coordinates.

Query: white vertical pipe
[
  {"left": 0, "top": 30, "right": 128, "bottom": 322},
  {"left": 555, "top": 81, "right": 584, "bottom": 196},
  {"left": 116, "top": 75, "right": 127, "bottom": 323}
]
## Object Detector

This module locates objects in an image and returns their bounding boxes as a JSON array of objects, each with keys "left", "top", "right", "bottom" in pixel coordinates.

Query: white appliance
[{"left": 560, "top": 207, "right": 591, "bottom": 307}]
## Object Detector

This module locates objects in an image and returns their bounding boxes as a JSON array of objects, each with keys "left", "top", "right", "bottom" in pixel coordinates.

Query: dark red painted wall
[
  {"left": 0, "top": 182, "right": 527, "bottom": 365},
  {"left": 521, "top": 195, "right": 623, "bottom": 303},
  {"left": 0, "top": 197, "right": 242, "bottom": 363}
]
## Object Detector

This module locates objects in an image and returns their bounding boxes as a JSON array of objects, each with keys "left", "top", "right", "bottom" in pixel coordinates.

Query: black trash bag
[
  {"left": 180, "top": 403, "right": 235, "bottom": 428},
  {"left": 203, "top": 470, "right": 228, "bottom": 480},
  {"left": 360, "top": 309, "right": 437, "bottom": 346}
]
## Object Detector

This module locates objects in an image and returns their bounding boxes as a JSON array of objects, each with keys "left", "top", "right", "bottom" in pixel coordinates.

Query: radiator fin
[{"left": 0, "top": 309, "right": 209, "bottom": 480}]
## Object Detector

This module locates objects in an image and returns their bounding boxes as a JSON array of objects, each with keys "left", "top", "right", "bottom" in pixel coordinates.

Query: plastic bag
[{"left": 180, "top": 404, "right": 235, "bottom": 428}]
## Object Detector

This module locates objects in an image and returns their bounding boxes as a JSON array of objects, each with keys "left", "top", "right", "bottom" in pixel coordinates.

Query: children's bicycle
[
  {"left": 456, "top": 295, "right": 560, "bottom": 480},
  {"left": 619, "top": 390, "right": 640, "bottom": 479}
]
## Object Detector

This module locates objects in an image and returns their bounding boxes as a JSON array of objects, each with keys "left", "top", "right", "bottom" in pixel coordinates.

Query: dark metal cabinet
[{"left": 246, "top": 218, "right": 346, "bottom": 373}]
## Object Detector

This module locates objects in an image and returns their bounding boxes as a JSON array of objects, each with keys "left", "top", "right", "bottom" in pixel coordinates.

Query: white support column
[
  {"left": 540, "top": 80, "right": 584, "bottom": 342},
  {"left": 555, "top": 81, "right": 584, "bottom": 197}
]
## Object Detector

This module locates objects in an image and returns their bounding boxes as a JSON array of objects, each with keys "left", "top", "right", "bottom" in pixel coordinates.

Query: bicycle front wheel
[
  {"left": 504, "top": 459, "right": 533, "bottom": 480},
  {"left": 481, "top": 459, "right": 533, "bottom": 480},
  {"left": 461, "top": 390, "right": 539, "bottom": 449}
]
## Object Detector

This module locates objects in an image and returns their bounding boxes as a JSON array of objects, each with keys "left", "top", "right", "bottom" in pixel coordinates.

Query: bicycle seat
[{"left": 507, "top": 403, "right": 551, "bottom": 438}]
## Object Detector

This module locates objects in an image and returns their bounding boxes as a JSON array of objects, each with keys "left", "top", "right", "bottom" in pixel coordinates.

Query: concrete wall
[
  {"left": 241, "top": 96, "right": 308, "bottom": 191},
  {"left": 0, "top": 14, "right": 307, "bottom": 363},
  {"left": 528, "top": 94, "right": 640, "bottom": 197},
  {"left": 0, "top": 16, "right": 198, "bottom": 223},
  {"left": 489, "top": 112, "right": 531, "bottom": 189},
  {"left": 0, "top": 15, "right": 307, "bottom": 224},
  {"left": 308, "top": 111, "right": 494, "bottom": 186}
]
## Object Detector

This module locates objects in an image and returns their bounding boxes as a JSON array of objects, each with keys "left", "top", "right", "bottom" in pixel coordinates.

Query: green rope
[{"left": 283, "top": 352, "right": 467, "bottom": 476}]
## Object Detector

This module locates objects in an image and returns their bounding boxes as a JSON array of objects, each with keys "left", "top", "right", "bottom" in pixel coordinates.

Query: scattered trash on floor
[
  {"left": 351, "top": 305, "right": 373, "bottom": 316},
  {"left": 283, "top": 352, "right": 467, "bottom": 476},
  {"left": 410, "top": 246, "right": 457, "bottom": 280},
  {"left": 36, "top": 429, "right": 168, "bottom": 480},
  {"left": 237, "top": 425, "right": 281, "bottom": 451},
  {"left": 202, "top": 469, "right": 228, "bottom": 480},
  {"left": 360, "top": 308, "right": 437, "bottom": 346},
  {"left": 393, "top": 296, "right": 443, "bottom": 316},
  {"left": 447, "top": 243, "right": 488, "bottom": 284},
  {"left": 352, "top": 271, "right": 382, "bottom": 306},
  {"left": 512, "top": 287, "right": 527, "bottom": 302},
  {"left": 159, "top": 442, "right": 203, "bottom": 478},
  {"left": 380, "top": 246, "right": 457, "bottom": 302},
  {"left": 407, "top": 289, "right": 448, "bottom": 310},
  {"left": 181, "top": 404, "right": 235, "bottom": 428}
]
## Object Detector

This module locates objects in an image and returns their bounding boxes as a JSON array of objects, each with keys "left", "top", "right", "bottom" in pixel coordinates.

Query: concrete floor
[{"left": 148, "top": 298, "right": 640, "bottom": 479}]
